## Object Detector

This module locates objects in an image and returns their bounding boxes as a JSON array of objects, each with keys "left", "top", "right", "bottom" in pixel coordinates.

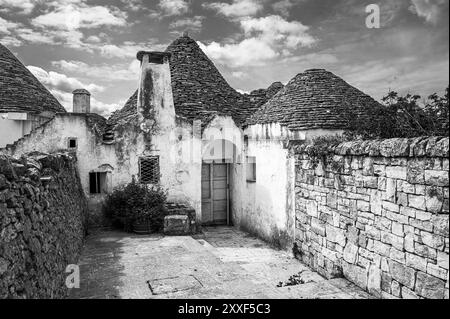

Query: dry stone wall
[
  {"left": 294, "top": 137, "right": 449, "bottom": 299},
  {"left": 0, "top": 152, "right": 88, "bottom": 298}
]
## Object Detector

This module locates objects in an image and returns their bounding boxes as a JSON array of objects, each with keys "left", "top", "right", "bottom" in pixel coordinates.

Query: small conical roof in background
[
  {"left": 0, "top": 43, "right": 66, "bottom": 114},
  {"left": 248, "top": 69, "right": 381, "bottom": 130}
]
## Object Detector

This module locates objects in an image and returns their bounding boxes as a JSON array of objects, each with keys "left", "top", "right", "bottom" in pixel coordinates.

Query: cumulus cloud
[
  {"left": 169, "top": 16, "right": 204, "bottom": 33},
  {"left": 0, "top": 0, "right": 37, "bottom": 14},
  {"left": 0, "top": 16, "right": 20, "bottom": 34},
  {"left": 96, "top": 41, "right": 164, "bottom": 58},
  {"left": 199, "top": 15, "right": 315, "bottom": 67},
  {"left": 27, "top": 65, "right": 104, "bottom": 94},
  {"left": 409, "top": 0, "right": 448, "bottom": 25},
  {"left": 32, "top": 2, "right": 128, "bottom": 30},
  {"left": 27, "top": 65, "right": 122, "bottom": 116},
  {"left": 203, "top": 0, "right": 263, "bottom": 18},
  {"left": 272, "top": 0, "right": 296, "bottom": 17},
  {"left": 159, "top": 0, "right": 190, "bottom": 16},
  {"left": 51, "top": 59, "right": 141, "bottom": 81}
]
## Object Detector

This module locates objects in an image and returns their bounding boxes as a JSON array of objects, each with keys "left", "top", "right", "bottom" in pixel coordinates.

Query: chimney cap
[
  {"left": 73, "top": 88, "right": 91, "bottom": 95},
  {"left": 137, "top": 51, "right": 171, "bottom": 64}
]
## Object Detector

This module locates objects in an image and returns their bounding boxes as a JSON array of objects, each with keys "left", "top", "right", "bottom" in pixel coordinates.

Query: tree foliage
[
  {"left": 104, "top": 181, "right": 167, "bottom": 232},
  {"left": 342, "top": 87, "right": 449, "bottom": 139}
]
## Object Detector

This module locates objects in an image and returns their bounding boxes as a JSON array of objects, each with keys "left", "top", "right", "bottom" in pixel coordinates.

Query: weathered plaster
[{"left": 231, "top": 137, "right": 295, "bottom": 249}]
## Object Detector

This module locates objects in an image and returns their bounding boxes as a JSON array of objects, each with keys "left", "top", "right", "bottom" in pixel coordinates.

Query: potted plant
[{"left": 104, "top": 181, "right": 167, "bottom": 234}]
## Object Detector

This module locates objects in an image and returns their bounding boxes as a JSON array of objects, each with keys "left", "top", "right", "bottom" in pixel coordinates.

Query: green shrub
[
  {"left": 104, "top": 181, "right": 167, "bottom": 232},
  {"left": 306, "top": 134, "right": 349, "bottom": 169},
  {"left": 340, "top": 87, "right": 449, "bottom": 139}
]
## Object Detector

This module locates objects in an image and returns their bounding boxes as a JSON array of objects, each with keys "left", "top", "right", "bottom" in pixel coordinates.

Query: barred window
[{"left": 139, "top": 156, "right": 160, "bottom": 184}]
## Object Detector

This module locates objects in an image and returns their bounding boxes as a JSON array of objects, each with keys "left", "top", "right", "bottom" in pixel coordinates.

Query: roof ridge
[
  {"left": 246, "top": 68, "right": 382, "bottom": 130},
  {"left": 0, "top": 43, "right": 66, "bottom": 114}
]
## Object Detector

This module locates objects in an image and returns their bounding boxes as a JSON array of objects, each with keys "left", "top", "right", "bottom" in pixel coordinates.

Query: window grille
[{"left": 139, "top": 156, "right": 160, "bottom": 184}]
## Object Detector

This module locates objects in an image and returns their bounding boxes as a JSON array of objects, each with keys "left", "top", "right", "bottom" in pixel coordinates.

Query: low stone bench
[{"left": 163, "top": 202, "right": 197, "bottom": 235}]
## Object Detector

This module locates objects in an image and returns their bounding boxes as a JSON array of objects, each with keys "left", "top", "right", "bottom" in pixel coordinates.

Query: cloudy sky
[{"left": 1, "top": 0, "right": 448, "bottom": 117}]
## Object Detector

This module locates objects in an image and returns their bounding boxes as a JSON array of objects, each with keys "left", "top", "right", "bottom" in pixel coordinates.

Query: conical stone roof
[
  {"left": 108, "top": 35, "right": 274, "bottom": 127},
  {"left": 247, "top": 69, "right": 381, "bottom": 130},
  {"left": 0, "top": 43, "right": 65, "bottom": 114}
]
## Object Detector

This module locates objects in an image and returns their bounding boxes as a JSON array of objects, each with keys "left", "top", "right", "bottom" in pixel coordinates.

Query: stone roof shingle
[
  {"left": 107, "top": 35, "right": 279, "bottom": 128},
  {"left": 0, "top": 43, "right": 66, "bottom": 114},
  {"left": 247, "top": 69, "right": 381, "bottom": 130}
]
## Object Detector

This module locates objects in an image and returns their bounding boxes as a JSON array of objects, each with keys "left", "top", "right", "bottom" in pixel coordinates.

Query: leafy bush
[
  {"left": 306, "top": 135, "right": 349, "bottom": 169},
  {"left": 104, "top": 181, "right": 167, "bottom": 232},
  {"left": 341, "top": 87, "right": 449, "bottom": 139}
]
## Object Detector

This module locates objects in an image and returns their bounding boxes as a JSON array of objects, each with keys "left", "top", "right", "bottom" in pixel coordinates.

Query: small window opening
[
  {"left": 246, "top": 156, "right": 256, "bottom": 183},
  {"left": 89, "top": 172, "right": 107, "bottom": 194},
  {"left": 139, "top": 156, "right": 160, "bottom": 184},
  {"left": 68, "top": 138, "right": 77, "bottom": 149}
]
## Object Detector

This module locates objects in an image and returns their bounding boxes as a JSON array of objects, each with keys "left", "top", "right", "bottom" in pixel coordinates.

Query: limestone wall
[
  {"left": 0, "top": 152, "right": 88, "bottom": 298},
  {"left": 294, "top": 137, "right": 449, "bottom": 299}
]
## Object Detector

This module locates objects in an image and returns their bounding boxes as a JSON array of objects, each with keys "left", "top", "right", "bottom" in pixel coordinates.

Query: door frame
[{"left": 201, "top": 162, "right": 230, "bottom": 226}]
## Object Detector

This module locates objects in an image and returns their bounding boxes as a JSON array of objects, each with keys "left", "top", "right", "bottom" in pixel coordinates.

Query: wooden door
[{"left": 201, "top": 163, "right": 229, "bottom": 225}]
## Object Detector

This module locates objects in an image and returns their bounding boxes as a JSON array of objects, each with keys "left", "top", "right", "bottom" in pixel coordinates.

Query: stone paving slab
[{"left": 68, "top": 226, "right": 373, "bottom": 299}]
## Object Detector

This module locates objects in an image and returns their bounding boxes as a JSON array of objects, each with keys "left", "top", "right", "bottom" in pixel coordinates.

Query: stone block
[
  {"left": 381, "top": 272, "right": 392, "bottom": 293},
  {"left": 346, "top": 226, "right": 359, "bottom": 245},
  {"left": 373, "top": 164, "right": 386, "bottom": 177},
  {"left": 306, "top": 200, "right": 318, "bottom": 218},
  {"left": 385, "top": 178, "right": 397, "bottom": 202},
  {"left": 389, "top": 260, "right": 416, "bottom": 290},
  {"left": 421, "top": 231, "right": 445, "bottom": 250},
  {"left": 415, "top": 185, "right": 426, "bottom": 195},
  {"left": 372, "top": 241, "right": 391, "bottom": 257},
  {"left": 432, "top": 215, "right": 449, "bottom": 237},
  {"left": 367, "top": 263, "right": 382, "bottom": 297},
  {"left": 386, "top": 166, "right": 407, "bottom": 180},
  {"left": 342, "top": 261, "right": 368, "bottom": 290},
  {"left": 390, "top": 248, "right": 406, "bottom": 263},
  {"left": 415, "top": 272, "right": 446, "bottom": 299},
  {"left": 402, "top": 286, "right": 420, "bottom": 299},
  {"left": 427, "top": 263, "right": 448, "bottom": 280},
  {"left": 408, "top": 195, "right": 426, "bottom": 211},
  {"left": 425, "top": 186, "right": 444, "bottom": 213},
  {"left": 406, "top": 253, "right": 427, "bottom": 272},
  {"left": 163, "top": 215, "right": 191, "bottom": 236},
  {"left": 343, "top": 242, "right": 359, "bottom": 264},
  {"left": 414, "top": 243, "right": 437, "bottom": 260},
  {"left": 396, "top": 192, "right": 408, "bottom": 207},
  {"left": 409, "top": 218, "right": 433, "bottom": 232},
  {"left": 326, "top": 193, "right": 338, "bottom": 209},
  {"left": 425, "top": 170, "right": 449, "bottom": 187},
  {"left": 311, "top": 217, "right": 326, "bottom": 237},
  {"left": 405, "top": 234, "right": 415, "bottom": 253},
  {"left": 357, "top": 200, "right": 370, "bottom": 212},
  {"left": 382, "top": 201, "right": 400, "bottom": 213},
  {"left": 392, "top": 222, "right": 404, "bottom": 236},
  {"left": 407, "top": 159, "right": 425, "bottom": 184},
  {"left": 391, "top": 280, "right": 401, "bottom": 297},
  {"left": 326, "top": 225, "right": 346, "bottom": 247},
  {"left": 437, "top": 252, "right": 449, "bottom": 270},
  {"left": 363, "top": 176, "right": 378, "bottom": 189},
  {"left": 397, "top": 180, "right": 415, "bottom": 194}
]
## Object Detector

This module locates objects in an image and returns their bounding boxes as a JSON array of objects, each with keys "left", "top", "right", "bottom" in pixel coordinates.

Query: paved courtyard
[{"left": 69, "top": 227, "right": 372, "bottom": 299}]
